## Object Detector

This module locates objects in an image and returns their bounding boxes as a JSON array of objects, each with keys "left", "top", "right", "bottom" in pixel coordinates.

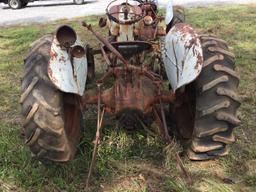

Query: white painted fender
[
  {"left": 163, "top": 23, "right": 203, "bottom": 91},
  {"left": 165, "top": 0, "right": 173, "bottom": 26},
  {"left": 48, "top": 37, "right": 87, "bottom": 96}
]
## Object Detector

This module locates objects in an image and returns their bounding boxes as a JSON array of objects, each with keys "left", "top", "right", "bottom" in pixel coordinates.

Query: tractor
[{"left": 21, "top": 0, "right": 240, "bottom": 166}]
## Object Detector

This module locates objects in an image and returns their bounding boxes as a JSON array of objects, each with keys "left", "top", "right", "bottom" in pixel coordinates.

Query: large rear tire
[
  {"left": 172, "top": 6, "right": 185, "bottom": 25},
  {"left": 172, "top": 35, "right": 240, "bottom": 160},
  {"left": 20, "top": 36, "right": 82, "bottom": 163},
  {"left": 166, "top": 6, "right": 185, "bottom": 33}
]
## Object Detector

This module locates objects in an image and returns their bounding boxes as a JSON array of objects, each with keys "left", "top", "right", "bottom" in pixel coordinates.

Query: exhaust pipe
[{"left": 56, "top": 25, "right": 77, "bottom": 48}]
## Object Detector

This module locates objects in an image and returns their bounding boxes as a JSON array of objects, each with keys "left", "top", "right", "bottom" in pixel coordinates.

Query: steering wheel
[{"left": 106, "top": 0, "right": 145, "bottom": 24}]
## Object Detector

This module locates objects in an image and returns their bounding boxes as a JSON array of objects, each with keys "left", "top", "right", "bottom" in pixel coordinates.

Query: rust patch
[
  {"left": 175, "top": 23, "right": 195, "bottom": 35},
  {"left": 195, "top": 54, "right": 204, "bottom": 70},
  {"left": 59, "top": 55, "right": 66, "bottom": 62},
  {"left": 173, "top": 23, "right": 203, "bottom": 70},
  {"left": 49, "top": 49, "right": 58, "bottom": 61},
  {"left": 47, "top": 65, "right": 58, "bottom": 84}
]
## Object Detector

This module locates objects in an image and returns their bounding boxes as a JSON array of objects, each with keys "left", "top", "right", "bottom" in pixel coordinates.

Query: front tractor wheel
[
  {"left": 173, "top": 35, "right": 240, "bottom": 160},
  {"left": 20, "top": 36, "right": 82, "bottom": 163}
]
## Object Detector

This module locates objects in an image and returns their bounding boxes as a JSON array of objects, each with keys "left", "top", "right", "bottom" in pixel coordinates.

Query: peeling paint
[
  {"left": 163, "top": 23, "right": 203, "bottom": 91},
  {"left": 48, "top": 37, "right": 88, "bottom": 96}
]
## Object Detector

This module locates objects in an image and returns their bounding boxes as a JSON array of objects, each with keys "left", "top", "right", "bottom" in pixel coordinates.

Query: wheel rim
[
  {"left": 75, "top": 0, "right": 83, "bottom": 4},
  {"left": 10, "top": 0, "right": 19, "bottom": 8}
]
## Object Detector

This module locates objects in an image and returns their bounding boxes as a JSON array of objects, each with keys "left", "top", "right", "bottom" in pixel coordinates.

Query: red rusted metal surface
[
  {"left": 63, "top": 94, "right": 82, "bottom": 140},
  {"left": 173, "top": 23, "right": 203, "bottom": 71},
  {"left": 81, "top": 1, "right": 179, "bottom": 131},
  {"left": 80, "top": 1, "right": 202, "bottom": 137},
  {"left": 137, "top": 20, "right": 157, "bottom": 41},
  {"left": 83, "top": 65, "right": 175, "bottom": 117},
  {"left": 83, "top": 22, "right": 129, "bottom": 68}
]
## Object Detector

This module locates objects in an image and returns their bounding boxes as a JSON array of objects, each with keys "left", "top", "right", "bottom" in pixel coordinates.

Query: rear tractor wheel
[
  {"left": 172, "top": 35, "right": 240, "bottom": 160},
  {"left": 166, "top": 6, "right": 185, "bottom": 33},
  {"left": 20, "top": 36, "right": 82, "bottom": 163}
]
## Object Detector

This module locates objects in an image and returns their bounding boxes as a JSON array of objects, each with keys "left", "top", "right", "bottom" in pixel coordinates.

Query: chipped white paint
[
  {"left": 163, "top": 23, "right": 203, "bottom": 91},
  {"left": 48, "top": 37, "right": 87, "bottom": 96}
]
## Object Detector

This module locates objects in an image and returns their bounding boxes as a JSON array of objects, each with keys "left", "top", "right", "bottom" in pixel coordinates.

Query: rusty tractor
[{"left": 21, "top": 0, "right": 240, "bottom": 165}]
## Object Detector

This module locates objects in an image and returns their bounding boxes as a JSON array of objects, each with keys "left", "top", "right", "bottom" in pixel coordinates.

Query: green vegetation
[{"left": 0, "top": 4, "right": 256, "bottom": 192}]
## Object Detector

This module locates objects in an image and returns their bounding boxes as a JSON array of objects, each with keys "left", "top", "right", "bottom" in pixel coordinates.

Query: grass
[{"left": 0, "top": 4, "right": 256, "bottom": 192}]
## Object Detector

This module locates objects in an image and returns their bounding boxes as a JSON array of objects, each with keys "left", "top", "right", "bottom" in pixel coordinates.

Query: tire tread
[
  {"left": 187, "top": 36, "right": 240, "bottom": 160},
  {"left": 21, "top": 36, "right": 79, "bottom": 162}
]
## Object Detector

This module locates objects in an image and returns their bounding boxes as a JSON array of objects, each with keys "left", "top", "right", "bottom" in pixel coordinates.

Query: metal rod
[
  {"left": 82, "top": 22, "right": 129, "bottom": 68},
  {"left": 86, "top": 84, "right": 105, "bottom": 189},
  {"left": 158, "top": 87, "right": 171, "bottom": 143},
  {"left": 176, "top": 153, "right": 193, "bottom": 185},
  {"left": 100, "top": 46, "right": 112, "bottom": 67}
]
